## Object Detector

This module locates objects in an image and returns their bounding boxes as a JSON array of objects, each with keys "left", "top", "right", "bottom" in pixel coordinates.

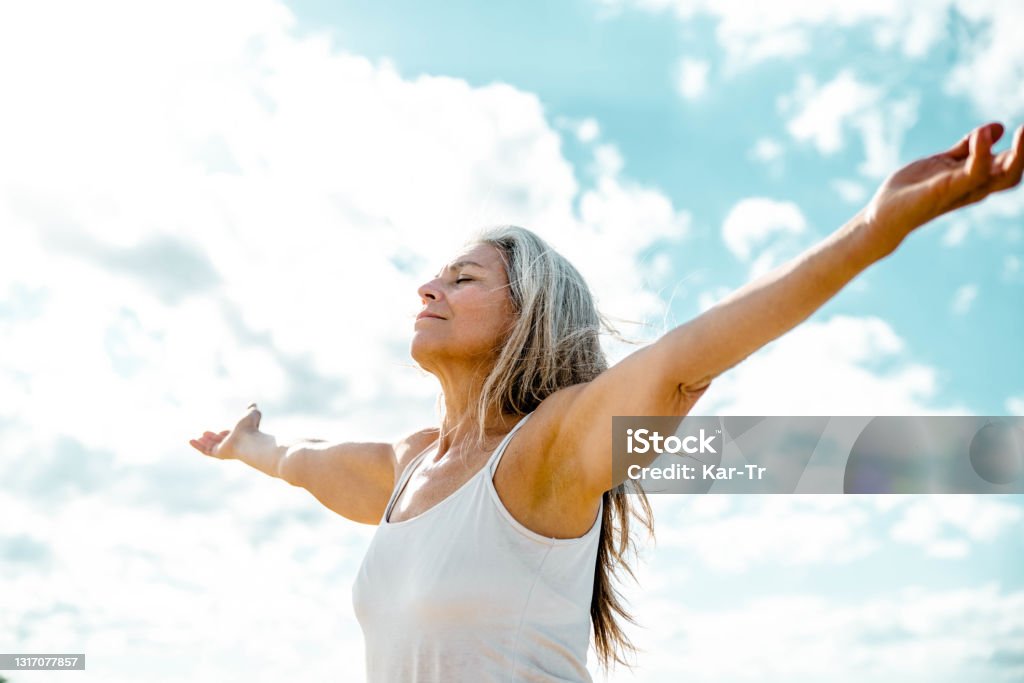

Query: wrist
[
  {"left": 233, "top": 430, "right": 283, "bottom": 464},
  {"left": 854, "top": 206, "right": 911, "bottom": 263}
]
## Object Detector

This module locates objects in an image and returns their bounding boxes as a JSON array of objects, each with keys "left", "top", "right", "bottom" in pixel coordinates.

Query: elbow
[
  {"left": 277, "top": 447, "right": 306, "bottom": 487},
  {"left": 651, "top": 328, "right": 715, "bottom": 398},
  {"left": 677, "top": 376, "right": 713, "bottom": 396}
]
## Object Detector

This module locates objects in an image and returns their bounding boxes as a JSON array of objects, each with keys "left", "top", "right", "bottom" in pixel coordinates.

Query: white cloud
[
  {"left": 676, "top": 57, "right": 710, "bottom": 100},
  {"left": 720, "top": 197, "right": 815, "bottom": 278},
  {"left": 832, "top": 178, "right": 869, "bottom": 203},
  {"left": 956, "top": 189, "right": 1024, "bottom": 252},
  {"left": 946, "top": 0, "right": 1024, "bottom": 120},
  {"left": 654, "top": 496, "right": 879, "bottom": 572},
  {"left": 781, "top": 71, "right": 919, "bottom": 179},
  {"left": 621, "top": 494, "right": 1024, "bottom": 683},
  {"left": 0, "top": 485, "right": 372, "bottom": 683},
  {"left": 950, "top": 284, "right": 979, "bottom": 315},
  {"left": 940, "top": 186, "right": 1024, "bottom": 251},
  {"left": 577, "top": 117, "right": 601, "bottom": 142},
  {"left": 603, "top": 1, "right": 1024, "bottom": 120},
  {"left": 1007, "top": 396, "right": 1024, "bottom": 416},
  {"left": 750, "top": 137, "right": 784, "bottom": 163},
  {"left": 694, "top": 315, "right": 970, "bottom": 416},
  {"left": 0, "top": 1, "right": 696, "bottom": 680},
  {"left": 856, "top": 95, "right": 920, "bottom": 178},
  {"left": 591, "top": 142, "right": 625, "bottom": 177},
  {"left": 574, "top": 167, "right": 692, "bottom": 353},
  {"left": 600, "top": 0, "right": 953, "bottom": 71},
  {"left": 618, "top": 563, "right": 1024, "bottom": 683},
  {"left": 556, "top": 115, "right": 601, "bottom": 143},
  {"left": 721, "top": 197, "right": 807, "bottom": 263},
  {"left": 750, "top": 138, "right": 783, "bottom": 162},
  {"left": 942, "top": 219, "right": 971, "bottom": 247},
  {"left": 890, "top": 496, "right": 1024, "bottom": 557},
  {"left": 783, "top": 72, "right": 879, "bottom": 154},
  {"left": 0, "top": 0, "right": 695, "bottom": 453}
]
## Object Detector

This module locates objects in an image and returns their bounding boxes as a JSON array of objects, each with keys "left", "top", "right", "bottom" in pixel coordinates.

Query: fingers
[
  {"left": 202, "top": 430, "right": 227, "bottom": 443},
  {"left": 190, "top": 403, "right": 260, "bottom": 456},
  {"left": 989, "top": 122, "right": 1005, "bottom": 145},
  {"left": 943, "top": 122, "right": 1013, "bottom": 205},
  {"left": 945, "top": 122, "right": 1003, "bottom": 161},
  {"left": 952, "top": 123, "right": 1024, "bottom": 208},
  {"left": 942, "top": 124, "right": 1023, "bottom": 213},
  {"left": 966, "top": 125, "right": 996, "bottom": 180},
  {"left": 190, "top": 429, "right": 229, "bottom": 455},
  {"left": 189, "top": 435, "right": 217, "bottom": 455},
  {"left": 991, "top": 124, "right": 1024, "bottom": 191}
]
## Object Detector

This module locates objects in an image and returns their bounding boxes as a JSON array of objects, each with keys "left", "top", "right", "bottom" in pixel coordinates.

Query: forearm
[
  {"left": 663, "top": 209, "right": 898, "bottom": 390},
  {"left": 232, "top": 432, "right": 324, "bottom": 480}
]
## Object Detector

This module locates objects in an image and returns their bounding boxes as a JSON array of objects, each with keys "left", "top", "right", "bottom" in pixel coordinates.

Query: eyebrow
[{"left": 434, "top": 260, "right": 486, "bottom": 277}]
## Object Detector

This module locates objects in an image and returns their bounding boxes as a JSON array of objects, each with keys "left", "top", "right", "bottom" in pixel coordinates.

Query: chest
[
  {"left": 388, "top": 436, "right": 601, "bottom": 539},
  {"left": 387, "top": 449, "right": 490, "bottom": 523}
]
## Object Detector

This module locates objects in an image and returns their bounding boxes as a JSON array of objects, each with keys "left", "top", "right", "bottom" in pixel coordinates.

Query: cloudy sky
[{"left": 1, "top": 1, "right": 1022, "bottom": 681}]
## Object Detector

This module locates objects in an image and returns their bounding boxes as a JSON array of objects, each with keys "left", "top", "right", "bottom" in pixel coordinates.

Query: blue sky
[
  {"left": 0, "top": 1, "right": 1022, "bottom": 682},
  {"left": 286, "top": 0, "right": 1024, "bottom": 415}
]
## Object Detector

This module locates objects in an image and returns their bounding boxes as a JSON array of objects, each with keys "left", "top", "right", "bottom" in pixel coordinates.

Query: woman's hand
[
  {"left": 189, "top": 403, "right": 274, "bottom": 462},
  {"left": 864, "top": 121, "right": 1024, "bottom": 257}
]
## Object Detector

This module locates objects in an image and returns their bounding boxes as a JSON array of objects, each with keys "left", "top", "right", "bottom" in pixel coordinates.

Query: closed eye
[{"left": 455, "top": 277, "right": 472, "bottom": 284}]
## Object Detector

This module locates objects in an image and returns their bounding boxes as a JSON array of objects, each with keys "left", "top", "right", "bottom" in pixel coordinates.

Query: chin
[{"left": 409, "top": 335, "right": 437, "bottom": 367}]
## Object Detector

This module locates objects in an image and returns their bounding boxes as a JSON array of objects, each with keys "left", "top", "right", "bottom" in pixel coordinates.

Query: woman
[{"left": 190, "top": 122, "right": 1023, "bottom": 681}]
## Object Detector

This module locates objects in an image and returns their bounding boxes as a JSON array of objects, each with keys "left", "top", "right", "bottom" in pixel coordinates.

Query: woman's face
[{"left": 411, "top": 243, "right": 516, "bottom": 372}]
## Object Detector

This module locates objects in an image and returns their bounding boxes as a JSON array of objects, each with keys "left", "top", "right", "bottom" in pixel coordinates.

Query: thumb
[{"left": 242, "top": 402, "right": 262, "bottom": 431}]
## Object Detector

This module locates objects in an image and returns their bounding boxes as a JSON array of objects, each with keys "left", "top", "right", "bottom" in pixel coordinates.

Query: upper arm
[
  {"left": 280, "top": 427, "right": 438, "bottom": 524},
  {"left": 544, "top": 339, "right": 712, "bottom": 498}
]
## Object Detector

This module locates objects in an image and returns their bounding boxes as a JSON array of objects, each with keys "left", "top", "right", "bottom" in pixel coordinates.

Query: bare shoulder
[
  {"left": 391, "top": 427, "right": 440, "bottom": 483},
  {"left": 507, "top": 384, "right": 593, "bottom": 488},
  {"left": 495, "top": 383, "right": 603, "bottom": 538}
]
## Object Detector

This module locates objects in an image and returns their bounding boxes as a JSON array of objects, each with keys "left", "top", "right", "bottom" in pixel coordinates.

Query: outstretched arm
[
  {"left": 189, "top": 404, "right": 437, "bottom": 524},
  {"left": 663, "top": 122, "right": 1023, "bottom": 393},
  {"left": 542, "top": 122, "right": 1024, "bottom": 496}
]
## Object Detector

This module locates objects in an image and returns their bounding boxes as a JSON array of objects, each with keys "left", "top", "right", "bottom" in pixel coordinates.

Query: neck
[{"left": 432, "top": 359, "right": 518, "bottom": 458}]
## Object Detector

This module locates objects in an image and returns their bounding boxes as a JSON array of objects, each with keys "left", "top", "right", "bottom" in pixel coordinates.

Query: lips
[{"left": 416, "top": 311, "right": 445, "bottom": 320}]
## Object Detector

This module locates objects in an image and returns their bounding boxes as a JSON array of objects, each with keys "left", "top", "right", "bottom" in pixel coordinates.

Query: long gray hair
[{"left": 459, "top": 224, "right": 655, "bottom": 673}]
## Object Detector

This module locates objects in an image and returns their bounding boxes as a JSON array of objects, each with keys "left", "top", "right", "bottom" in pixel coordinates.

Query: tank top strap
[
  {"left": 383, "top": 441, "right": 437, "bottom": 523},
  {"left": 487, "top": 411, "right": 535, "bottom": 476}
]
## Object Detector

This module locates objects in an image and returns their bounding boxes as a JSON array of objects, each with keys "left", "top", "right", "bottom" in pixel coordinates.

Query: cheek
[
  {"left": 466, "top": 297, "right": 514, "bottom": 341},
  {"left": 492, "top": 306, "right": 517, "bottom": 343},
  {"left": 463, "top": 290, "right": 510, "bottom": 317}
]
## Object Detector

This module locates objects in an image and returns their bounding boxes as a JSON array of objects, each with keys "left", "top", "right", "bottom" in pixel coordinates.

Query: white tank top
[{"left": 352, "top": 411, "right": 604, "bottom": 682}]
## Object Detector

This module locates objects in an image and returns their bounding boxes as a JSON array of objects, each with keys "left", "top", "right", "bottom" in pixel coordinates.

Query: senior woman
[{"left": 190, "top": 122, "right": 1023, "bottom": 681}]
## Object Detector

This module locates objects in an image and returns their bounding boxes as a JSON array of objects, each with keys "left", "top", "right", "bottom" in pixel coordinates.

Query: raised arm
[
  {"left": 663, "top": 122, "right": 1022, "bottom": 392},
  {"left": 189, "top": 404, "right": 438, "bottom": 524},
  {"left": 543, "top": 122, "right": 1023, "bottom": 497}
]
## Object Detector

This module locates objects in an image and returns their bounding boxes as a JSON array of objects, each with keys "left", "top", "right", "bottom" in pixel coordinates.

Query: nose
[{"left": 418, "top": 278, "right": 440, "bottom": 303}]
